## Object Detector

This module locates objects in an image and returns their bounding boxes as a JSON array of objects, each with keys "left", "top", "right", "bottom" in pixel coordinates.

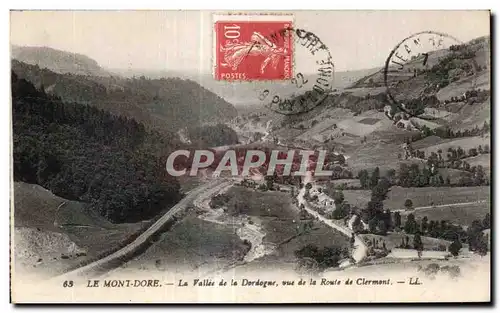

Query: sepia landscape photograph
[{"left": 9, "top": 10, "right": 491, "bottom": 303}]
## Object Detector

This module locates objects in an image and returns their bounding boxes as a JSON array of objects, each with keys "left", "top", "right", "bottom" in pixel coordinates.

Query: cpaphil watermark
[{"left": 166, "top": 148, "right": 341, "bottom": 178}]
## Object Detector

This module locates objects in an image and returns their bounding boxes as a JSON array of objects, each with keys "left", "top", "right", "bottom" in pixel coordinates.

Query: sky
[{"left": 10, "top": 10, "right": 490, "bottom": 72}]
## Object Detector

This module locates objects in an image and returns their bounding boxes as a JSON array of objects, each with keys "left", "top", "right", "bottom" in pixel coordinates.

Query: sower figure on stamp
[{"left": 220, "top": 31, "right": 287, "bottom": 74}]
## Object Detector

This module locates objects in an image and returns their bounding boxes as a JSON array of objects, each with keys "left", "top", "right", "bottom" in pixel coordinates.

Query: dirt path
[{"left": 297, "top": 176, "right": 368, "bottom": 264}]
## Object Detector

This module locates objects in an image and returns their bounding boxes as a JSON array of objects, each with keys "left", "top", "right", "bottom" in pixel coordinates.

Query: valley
[{"left": 11, "top": 34, "right": 491, "bottom": 282}]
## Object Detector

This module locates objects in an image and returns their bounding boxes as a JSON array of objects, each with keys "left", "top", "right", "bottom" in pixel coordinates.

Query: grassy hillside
[
  {"left": 239, "top": 35, "right": 492, "bottom": 182},
  {"left": 409, "top": 202, "right": 490, "bottom": 226},
  {"left": 13, "top": 182, "right": 145, "bottom": 277},
  {"left": 13, "top": 182, "right": 111, "bottom": 231},
  {"left": 384, "top": 186, "right": 490, "bottom": 210}
]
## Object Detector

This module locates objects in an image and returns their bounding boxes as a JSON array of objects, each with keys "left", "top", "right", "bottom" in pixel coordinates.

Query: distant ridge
[{"left": 11, "top": 45, "right": 110, "bottom": 77}]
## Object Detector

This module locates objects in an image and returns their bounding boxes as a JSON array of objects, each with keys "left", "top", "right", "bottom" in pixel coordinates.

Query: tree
[
  {"left": 351, "top": 216, "right": 363, "bottom": 233},
  {"left": 483, "top": 121, "right": 490, "bottom": 133},
  {"left": 370, "top": 167, "right": 380, "bottom": 188},
  {"left": 404, "top": 213, "right": 418, "bottom": 234},
  {"left": 371, "top": 178, "right": 390, "bottom": 203},
  {"left": 394, "top": 212, "right": 402, "bottom": 230},
  {"left": 386, "top": 168, "right": 396, "bottom": 184},
  {"left": 333, "top": 190, "right": 345, "bottom": 206},
  {"left": 413, "top": 232, "right": 424, "bottom": 252},
  {"left": 404, "top": 199, "right": 413, "bottom": 211},
  {"left": 473, "top": 165, "right": 486, "bottom": 186},
  {"left": 377, "top": 220, "right": 388, "bottom": 235},
  {"left": 358, "top": 169, "right": 370, "bottom": 189},
  {"left": 399, "top": 237, "right": 406, "bottom": 248},
  {"left": 265, "top": 175, "right": 274, "bottom": 190},
  {"left": 468, "top": 148, "right": 478, "bottom": 157},
  {"left": 399, "top": 163, "right": 411, "bottom": 187},
  {"left": 476, "top": 239, "right": 488, "bottom": 256},
  {"left": 439, "top": 175, "right": 445, "bottom": 186},
  {"left": 366, "top": 200, "right": 383, "bottom": 220},
  {"left": 483, "top": 213, "right": 491, "bottom": 229},
  {"left": 467, "top": 219, "right": 486, "bottom": 253},
  {"left": 383, "top": 209, "right": 393, "bottom": 231},
  {"left": 421, "top": 216, "right": 429, "bottom": 233},
  {"left": 449, "top": 239, "right": 462, "bottom": 257},
  {"left": 368, "top": 218, "right": 378, "bottom": 233}
]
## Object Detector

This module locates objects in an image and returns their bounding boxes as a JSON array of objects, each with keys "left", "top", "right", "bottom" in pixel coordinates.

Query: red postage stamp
[{"left": 214, "top": 15, "right": 293, "bottom": 81}]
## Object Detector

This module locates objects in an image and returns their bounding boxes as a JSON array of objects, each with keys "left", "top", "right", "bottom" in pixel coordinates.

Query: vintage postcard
[{"left": 10, "top": 10, "right": 491, "bottom": 303}]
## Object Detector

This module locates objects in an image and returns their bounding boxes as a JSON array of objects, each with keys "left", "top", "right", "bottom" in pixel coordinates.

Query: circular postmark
[
  {"left": 384, "top": 31, "right": 469, "bottom": 119},
  {"left": 256, "top": 27, "right": 335, "bottom": 115}
]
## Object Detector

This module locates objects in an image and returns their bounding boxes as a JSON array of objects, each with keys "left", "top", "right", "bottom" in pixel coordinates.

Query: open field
[
  {"left": 224, "top": 186, "right": 296, "bottom": 219},
  {"left": 436, "top": 168, "right": 473, "bottom": 185},
  {"left": 420, "top": 136, "right": 490, "bottom": 156},
  {"left": 384, "top": 186, "right": 490, "bottom": 210},
  {"left": 406, "top": 202, "right": 490, "bottom": 226},
  {"left": 271, "top": 223, "right": 350, "bottom": 263},
  {"left": 358, "top": 117, "right": 381, "bottom": 125},
  {"left": 118, "top": 214, "right": 249, "bottom": 273},
  {"left": 330, "top": 179, "right": 362, "bottom": 188},
  {"left": 463, "top": 153, "right": 490, "bottom": 170},
  {"left": 343, "top": 190, "right": 372, "bottom": 209},
  {"left": 437, "top": 71, "right": 490, "bottom": 101},
  {"left": 411, "top": 135, "right": 444, "bottom": 149},
  {"left": 343, "top": 86, "right": 387, "bottom": 97},
  {"left": 346, "top": 140, "right": 403, "bottom": 173},
  {"left": 450, "top": 100, "right": 490, "bottom": 131}
]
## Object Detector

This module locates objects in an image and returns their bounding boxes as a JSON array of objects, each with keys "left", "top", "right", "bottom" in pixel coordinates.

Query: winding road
[
  {"left": 54, "top": 178, "right": 230, "bottom": 280},
  {"left": 297, "top": 185, "right": 368, "bottom": 264}
]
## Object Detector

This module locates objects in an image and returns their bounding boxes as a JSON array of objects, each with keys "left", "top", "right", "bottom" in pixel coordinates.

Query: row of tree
[
  {"left": 423, "top": 144, "right": 491, "bottom": 167},
  {"left": 398, "top": 212, "right": 490, "bottom": 256},
  {"left": 412, "top": 121, "right": 490, "bottom": 142}
]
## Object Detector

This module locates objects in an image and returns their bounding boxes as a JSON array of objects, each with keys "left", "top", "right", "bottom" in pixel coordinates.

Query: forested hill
[
  {"left": 11, "top": 72, "right": 183, "bottom": 223},
  {"left": 11, "top": 59, "right": 237, "bottom": 133},
  {"left": 11, "top": 45, "right": 110, "bottom": 76}
]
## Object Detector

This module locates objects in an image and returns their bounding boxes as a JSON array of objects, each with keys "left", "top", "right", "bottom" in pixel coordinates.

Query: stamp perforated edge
[{"left": 212, "top": 12, "right": 295, "bottom": 83}]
